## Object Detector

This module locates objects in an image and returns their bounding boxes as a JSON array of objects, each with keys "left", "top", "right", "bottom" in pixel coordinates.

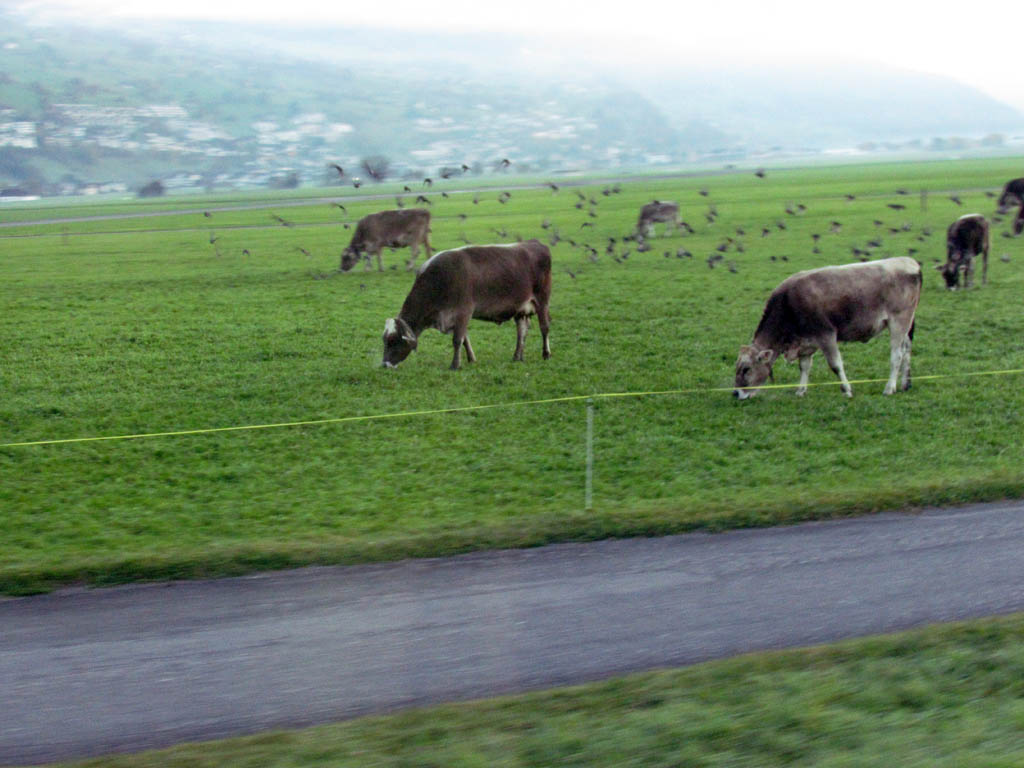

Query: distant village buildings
[{"left": 1, "top": 97, "right": 1020, "bottom": 198}]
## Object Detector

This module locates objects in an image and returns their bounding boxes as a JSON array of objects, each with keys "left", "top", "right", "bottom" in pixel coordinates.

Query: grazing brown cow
[
  {"left": 382, "top": 240, "right": 552, "bottom": 370},
  {"left": 636, "top": 201, "right": 680, "bottom": 237},
  {"left": 734, "top": 257, "right": 922, "bottom": 399},
  {"left": 340, "top": 209, "right": 432, "bottom": 272},
  {"left": 938, "top": 214, "right": 989, "bottom": 289},
  {"left": 996, "top": 178, "right": 1024, "bottom": 213}
]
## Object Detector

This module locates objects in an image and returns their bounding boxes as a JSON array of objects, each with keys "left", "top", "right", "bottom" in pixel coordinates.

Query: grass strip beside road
[{"left": 32, "top": 613, "right": 1024, "bottom": 768}]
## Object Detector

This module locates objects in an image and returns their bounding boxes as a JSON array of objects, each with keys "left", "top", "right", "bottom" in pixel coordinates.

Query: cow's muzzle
[
  {"left": 733, "top": 389, "right": 754, "bottom": 400},
  {"left": 381, "top": 360, "right": 397, "bottom": 369}
]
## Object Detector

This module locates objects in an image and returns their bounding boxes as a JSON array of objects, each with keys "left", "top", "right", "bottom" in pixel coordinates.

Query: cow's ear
[{"left": 756, "top": 348, "right": 774, "bottom": 364}]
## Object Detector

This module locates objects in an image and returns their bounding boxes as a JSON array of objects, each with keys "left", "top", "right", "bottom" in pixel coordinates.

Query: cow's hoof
[{"left": 795, "top": 388, "right": 807, "bottom": 397}]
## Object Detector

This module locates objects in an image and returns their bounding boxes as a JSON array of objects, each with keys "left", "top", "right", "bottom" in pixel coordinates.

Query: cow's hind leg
[
  {"left": 820, "top": 336, "right": 853, "bottom": 397},
  {"left": 406, "top": 243, "right": 418, "bottom": 271},
  {"left": 450, "top": 315, "right": 471, "bottom": 370},
  {"left": 513, "top": 316, "right": 529, "bottom": 362},
  {"left": 899, "top": 334, "right": 913, "bottom": 391},
  {"left": 885, "top": 313, "right": 915, "bottom": 394},
  {"left": 895, "top": 314, "right": 914, "bottom": 392},
  {"left": 375, "top": 248, "right": 384, "bottom": 272},
  {"left": 537, "top": 299, "right": 552, "bottom": 360},
  {"left": 463, "top": 335, "right": 476, "bottom": 364},
  {"left": 795, "top": 353, "right": 814, "bottom": 396}
]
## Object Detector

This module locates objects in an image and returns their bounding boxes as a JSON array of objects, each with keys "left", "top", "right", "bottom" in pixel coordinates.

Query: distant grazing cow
[
  {"left": 734, "top": 257, "right": 922, "bottom": 399},
  {"left": 636, "top": 201, "right": 680, "bottom": 237},
  {"left": 996, "top": 178, "right": 1024, "bottom": 213},
  {"left": 939, "top": 214, "right": 989, "bottom": 289},
  {"left": 340, "top": 208, "right": 432, "bottom": 272},
  {"left": 381, "top": 240, "right": 552, "bottom": 370}
]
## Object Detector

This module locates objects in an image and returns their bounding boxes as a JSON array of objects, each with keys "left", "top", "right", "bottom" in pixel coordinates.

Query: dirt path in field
[{"left": 3, "top": 501, "right": 1024, "bottom": 765}]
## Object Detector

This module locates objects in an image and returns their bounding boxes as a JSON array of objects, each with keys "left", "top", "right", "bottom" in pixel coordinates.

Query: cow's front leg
[
  {"left": 795, "top": 353, "right": 814, "bottom": 396},
  {"left": 376, "top": 248, "right": 385, "bottom": 272},
  {"left": 513, "top": 316, "right": 529, "bottom": 361},
  {"left": 820, "top": 337, "right": 852, "bottom": 397}
]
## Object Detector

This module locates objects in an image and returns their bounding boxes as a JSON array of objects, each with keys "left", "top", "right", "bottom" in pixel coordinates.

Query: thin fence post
[{"left": 585, "top": 398, "right": 594, "bottom": 511}]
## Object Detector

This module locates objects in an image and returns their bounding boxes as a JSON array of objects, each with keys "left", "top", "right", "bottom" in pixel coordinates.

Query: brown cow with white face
[
  {"left": 340, "top": 208, "right": 432, "bottom": 272},
  {"left": 734, "top": 257, "right": 922, "bottom": 399},
  {"left": 938, "top": 214, "right": 989, "bottom": 290},
  {"left": 382, "top": 240, "right": 552, "bottom": 370},
  {"left": 636, "top": 201, "right": 680, "bottom": 237}
]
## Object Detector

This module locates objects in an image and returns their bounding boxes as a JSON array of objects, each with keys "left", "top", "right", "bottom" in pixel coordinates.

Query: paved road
[{"left": 3, "top": 502, "right": 1024, "bottom": 765}]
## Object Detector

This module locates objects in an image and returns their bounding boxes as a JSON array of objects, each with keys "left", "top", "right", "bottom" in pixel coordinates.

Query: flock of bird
[{"left": 201, "top": 161, "right": 1018, "bottom": 282}]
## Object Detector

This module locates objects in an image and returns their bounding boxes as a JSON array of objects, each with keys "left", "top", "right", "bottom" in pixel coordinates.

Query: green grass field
[
  {"left": 2, "top": 157, "right": 1024, "bottom": 594},
  {"left": 30, "top": 612, "right": 1024, "bottom": 767}
]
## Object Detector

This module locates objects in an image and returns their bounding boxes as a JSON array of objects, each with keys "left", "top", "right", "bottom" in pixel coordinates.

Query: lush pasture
[{"left": 2, "top": 158, "right": 1024, "bottom": 594}]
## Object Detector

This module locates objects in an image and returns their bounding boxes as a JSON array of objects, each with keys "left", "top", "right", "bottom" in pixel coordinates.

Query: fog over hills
[{"left": 1, "top": 8, "right": 1021, "bottom": 194}]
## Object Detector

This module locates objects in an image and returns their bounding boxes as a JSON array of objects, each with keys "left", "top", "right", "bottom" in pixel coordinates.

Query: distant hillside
[
  {"left": 634, "top": 62, "right": 1024, "bottom": 148},
  {"left": 1, "top": 9, "right": 1021, "bottom": 195}
]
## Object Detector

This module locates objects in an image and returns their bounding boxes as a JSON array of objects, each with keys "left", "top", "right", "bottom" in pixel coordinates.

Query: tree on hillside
[{"left": 137, "top": 180, "right": 165, "bottom": 198}]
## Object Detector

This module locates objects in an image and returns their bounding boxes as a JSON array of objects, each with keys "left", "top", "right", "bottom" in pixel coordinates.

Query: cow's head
[
  {"left": 381, "top": 317, "right": 417, "bottom": 368},
  {"left": 996, "top": 191, "right": 1018, "bottom": 215},
  {"left": 340, "top": 246, "right": 362, "bottom": 272},
  {"left": 733, "top": 345, "right": 774, "bottom": 400},
  {"left": 936, "top": 258, "right": 965, "bottom": 290}
]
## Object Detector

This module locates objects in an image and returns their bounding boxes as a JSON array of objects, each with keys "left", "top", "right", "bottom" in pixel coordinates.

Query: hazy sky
[{"left": 18, "top": 0, "right": 1024, "bottom": 110}]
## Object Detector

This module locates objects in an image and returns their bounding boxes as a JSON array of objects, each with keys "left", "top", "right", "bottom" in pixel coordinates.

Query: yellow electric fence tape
[{"left": 2, "top": 368, "right": 1023, "bottom": 449}]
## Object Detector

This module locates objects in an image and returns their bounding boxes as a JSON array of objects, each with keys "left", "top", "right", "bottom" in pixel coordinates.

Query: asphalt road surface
[{"left": 3, "top": 501, "right": 1024, "bottom": 765}]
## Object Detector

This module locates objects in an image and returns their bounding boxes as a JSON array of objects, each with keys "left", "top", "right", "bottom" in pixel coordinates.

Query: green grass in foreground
[
  {"left": 3, "top": 157, "right": 1024, "bottom": 593},
  {"left": 34, "top": 613, "right": 1024, "bottom": 768}
]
